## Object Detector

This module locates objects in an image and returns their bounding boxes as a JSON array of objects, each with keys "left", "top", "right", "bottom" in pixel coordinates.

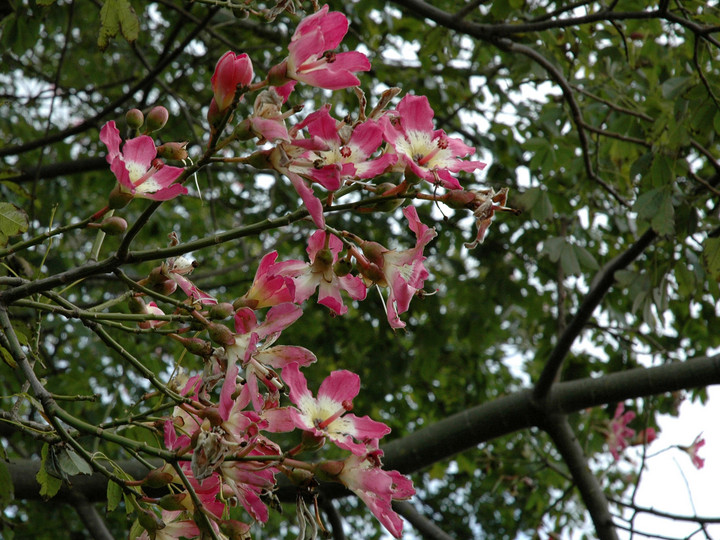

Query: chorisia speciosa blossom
[{"left": 93, "top": 4, "right": 515, "bottom": 540}]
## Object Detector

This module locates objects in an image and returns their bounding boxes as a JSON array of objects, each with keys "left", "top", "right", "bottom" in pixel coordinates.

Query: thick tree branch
[
  {"left": 10, "top": 353, "right": 719, "bottom": 502},
  {"left": 543, "top": 415, "right": 619, "bottom": 540}
]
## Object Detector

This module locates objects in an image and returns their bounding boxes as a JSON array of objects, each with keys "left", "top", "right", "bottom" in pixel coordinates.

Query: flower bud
[
  {"left": 333, "top": 259, "right": 353, "bottom": 277},
  {"left": 317, "top": 459, "right": 345, "bottom": 479},
  {"left": 207, "top": 98, "right": 223, "bottom": 128},
  {"left": 145, "top": 106, "right": 169, "bottom": 132},
  {"left": 267, "top": 61, "right": 289, "bottom": 87},
  {"left": 108, "top": 184, "right": 133, "bottom": 209},
  {"left": 99, "top": 216, "right": 128, "bottom": 235},
  {"left": 157, "top": 492, "right": 189, "bottom": 511},
  {"left": 156, "top": 141, "right": 188, "bottom": 161},
  {"left": 207, "top": 323, "right": 236, "bottom": 346},
  {"left": 138, "top": 508, "right": 165, "bottom": 533},
  {"left": 211, "top": 51, "right": 254, "bottom": 112},
  {"left": 360, "top": 241, "right": 386, "bottom": 267},
  {"left": 209, "top": 302, "right": 234, "bottom": 320},
  {"left": 174, "top": 335, "right": 213, "bottom": 358},
  {"left": 125, "top": 108, "right": 144, "bottom": 130},
  {"left": 143, "top": 466, "right": 175, "bottom": 489},
  {"left": 443, "top": 189, "right": 477, "bottom": 209},
  {"left": 220, "top": 519, "right": 251, "bottom": 540},
  {"left": 127, "top": 296, "right": 147, "bottom": 314},
  {"left": 286, "top": 467, "right": 315, "bottom": 487}
]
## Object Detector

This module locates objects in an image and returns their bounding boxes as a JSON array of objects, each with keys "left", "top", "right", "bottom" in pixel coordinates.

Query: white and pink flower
[
  {"left": 100, "top": 120, "right": 187, "bottom": 201},
  {"left": 278, "top": 362, "right": 390, "bottom": 455},
  {"left": 275, "top": 230, "right": 367, "bottom": 316},
  {"left": 275, "top": 5, "right": 370, "bottom": 90},
  {"left": 380, "top": 94, "right": 486, "bottom": 189}
]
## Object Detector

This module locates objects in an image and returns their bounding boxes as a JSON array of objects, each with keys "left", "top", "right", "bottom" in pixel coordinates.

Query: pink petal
[
  {"left": 287, "top": 171, "right": 325, "bottom": 228},
  {"left": 281, "top": 362, "right": 312, "bottom": 405},
  {"left": 259, "top": 302, "right": 303, "bottom": 338},
  {"left": 234, "top": 307, "right": 258, "bottom": 334},
  {"left": 99, "top": 121, "right": 121, "bottom": 163},
  {"left": 318, "top": 369, "right": 360, "bottom": 403},
  {"left": 397, "top": 94, "right": 435, "bottom": 133},
  {"left": 120, "top": 135, "right": 157, "bottom": 169}
]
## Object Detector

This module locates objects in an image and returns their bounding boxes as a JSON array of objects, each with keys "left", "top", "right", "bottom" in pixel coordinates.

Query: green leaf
[
  {"left": 702, "top": 237, "right": 720, "bottom": 282},
  {"left": 675, "top": 262, "right": 696, "bottom": 297},
  {"left": 107, "top": 479, "right": 123, "bottom": 513},
  {"left": 661, "top": 76, "right": 691, "bottom": 100},
  {"left": 650, "top": 154, "right": 673, "bottom": 188},
  {"left": 634, "top": 188, "right": 674, "bottom": 236},
  {"left": 0, "top": 202, "right": 28, "bottom": 247},
  {"left": 573, "top": 245, "right": 599, "bottom": 271},
  {"left": 57, "top": 448, "right": 93, "bottom": 476},
  {"left": 0, "top": 344, "right": 17, "bottom": 368},
  {"left": 36, "top": 444, "right": 62, "bottom": 499},
  {"left": 98, "top": 0, "right": 139, "bottom": 50},
  {"left": 560, "top": 243, "right": 581, "bottom": 275},
  {"left": 0, "top": 460, "right": 14, "bottom": 509}
]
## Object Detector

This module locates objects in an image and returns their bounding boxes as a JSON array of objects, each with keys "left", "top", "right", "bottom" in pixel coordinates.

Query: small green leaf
[
  {"left": 107, "top": 479, "right": 123, "bottom": 513},
  {"left": 650, "top": 154, "right": 673, "bottom": 188},
  {"left": 634, "top": 188, "right": 674, "bottom": 236},
  {"left": 661, "top": 76, "right": 691, "bottom": 100},
  {"left": 702, "top": 237, "right": 720, "bottom": 282},
  {"left": 36, "top": 444, "right": 62, "bottom": 499},
  {"left": 0, "top": 344, "right": 17, "bottom": 369},
  {"left": 57, "top": 448, "right": 93, "bottom": 476},
  {"left": 98, "top": 0, "right": 139, "bottom": 50},
  {"left": 675, "top": 262, "right": 696, "bottom": 297},
  {"left": 0, "top": 202, "right": 28, "bottom": 247},
  {"left": 573, "top": 245, "right": 599, "bottom": 270},
  {"left": 560, "top": 244, "right": 581, "bottom": 275}
]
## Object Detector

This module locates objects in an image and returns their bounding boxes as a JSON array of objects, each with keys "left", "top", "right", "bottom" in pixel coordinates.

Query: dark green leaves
[{"left": 98, "top": 0, "right": 139, "bottom": 50}]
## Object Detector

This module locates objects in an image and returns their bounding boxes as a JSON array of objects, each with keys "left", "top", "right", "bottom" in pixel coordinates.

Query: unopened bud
[
  {"left": 99, "top": 216, "right": 128, "bottom": 235},
  {"left": 157, "top": 492, "right": 189, "bottom": 511},
  {"left": 232, "top": 118, "right": 254, "bottom": 141},
  {"left": 220, "top": 519, "right": 251, "bottom": 540},
  {"left": 443, "top": 189, "right": 477, "bottom": 209},
  {"left": 361, "top": 241, "right": 386, "bottom": 267},
  {"left": 207, "top": 98, "right": 223, "bottom": 128},
  {"left": 245, "top": 150, "right": 272, "bottom": 170},
  {"left": 156, "top": 142, "right": 188, "bottom": 161},
  {"left": 127, "top": 296, "right": 147, "bottom": 314},
  {"left": 138, "top": 508, "right": 165, "bottom": 533},
  {"left": 108, "top": 184, "right": 133, "bottom": 209},
  {"left": 146, "top": 106, "right": 169, "bottom": 132},
  {"left": 207, "top": 323, "right": 236, "bottom": 346},
  {"left": 176, "top": 336, "right": 212, "bottom": 358},
  {"left": 267, "top": 61, "right": 289, "bottom": 87},
  {"left": 143, "top": 467, "right": 175, "bottom": 488},
  {"left": 317, "top": 459, "right": 345, "bottom": 479},
  {"left": 209, "top": 302, "right": 235, "bottom": 320},
  {"left": 125, "top": 108, "right": 144, "bottom": 130},
  {"left": 286, "top": 467, "right": 314, "bottom": 487},
  {"left": 315, "top": 248, "right": 334, "bottom": 267},
  {"left": 333, "top": 259, "right": 353, "bottom": 277}
]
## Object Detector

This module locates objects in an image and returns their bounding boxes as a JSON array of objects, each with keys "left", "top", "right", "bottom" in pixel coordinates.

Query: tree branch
[{"left": 543, "top": 414, "right": 619, "bottom": 540}]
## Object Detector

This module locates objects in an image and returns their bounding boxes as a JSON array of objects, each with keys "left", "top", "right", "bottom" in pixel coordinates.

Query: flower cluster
[{"left": 95, "top": 5, "right": 509, "bottom": 540}]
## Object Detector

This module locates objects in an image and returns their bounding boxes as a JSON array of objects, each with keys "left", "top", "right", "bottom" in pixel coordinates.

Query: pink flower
[
  {"left": 275, "top": 230, "right": 367, "bottom": 315},
  {"left": 326, "top": 451, "right": 415, "bottom": 538},
  {"left": 606, "top": 402, "right": 636, "bottom": 461},
  {"left": 444, "top": 187, "right": 514, "bottom": 249},
  {"left": 291, "top": 107, "right": 396, "bottom": 184},
  {"left": 163, "top": 255, "right": 217, "bottom": 305},
  {"left": 682, "top": 433, "right": 706, "bottom": 469},
  {"left": 280, "top": 362, "right": 390, "bottom": 455},
  {"left": 235, "top": 251, "right": 295, "bottom": 309},
  {"left": 99, "top": 121, "right": 187, "bottom": 201},
  {"left": 278, "top": 5, "right": 370, "bottom": 90},
  {"left": 380, "top": 94, "right": 486, "bottom": 189},
  {"left": 211, "top": 51, "right": 254, "bottom": 111},
  {"left": 354, "top": 206, "right": 437, "bottom": 329}
]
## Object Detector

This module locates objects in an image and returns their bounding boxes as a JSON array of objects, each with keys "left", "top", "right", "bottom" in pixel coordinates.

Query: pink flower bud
[
  {"left": 146, "top": 106, "right": 169, "bottom": 132},
  {"left": 127, "top": 296, "right": 147, "bottom": 314},
  {"left": 208, "top": 302, "right": 234, "bottom": 320},
  {"left": 125, "top": 108, "right": 144, "bottom": 129},
  {"left": 211, "top": 51, "right": 254, "bottom": 111},
  {"left": 207, "top": 322, "right": 236, "bottom": 346},
  {"left": 156, "top": 141, "right": 188, "bottom": 161}
]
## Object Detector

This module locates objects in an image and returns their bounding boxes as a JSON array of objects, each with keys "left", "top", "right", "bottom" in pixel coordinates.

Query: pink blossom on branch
[
  {"left": 605, "top": 402, "right": 636, "bottom": 461},
  {"left": 291, "top": 106, "right": 396, "bottom": 185},
  {"left": 680, "top": 433, "right": 706, "bottom": 469},
  {"left": 320, "top": 450, "right": 415, "bottom": 539},
  {"left": 270, "top": 5, "right": 370, "bottom": 90},
  {"left": 275, "top": 230, "right": 367, "bottom": 316},
  {"left": 211, "top": 51, "right": 254, "bottom": 112},
  {"left": 352, "top": 206, "right": 437, "bottom": 329},
  {"left": 279, "top": 362, "right": 390, "bottom": 455},
  {"left": 380, "top": 94, "right": 486, "bottom": 189},
  {"left": 99, "top": 121, "right": 187, "bottom": 202}
]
